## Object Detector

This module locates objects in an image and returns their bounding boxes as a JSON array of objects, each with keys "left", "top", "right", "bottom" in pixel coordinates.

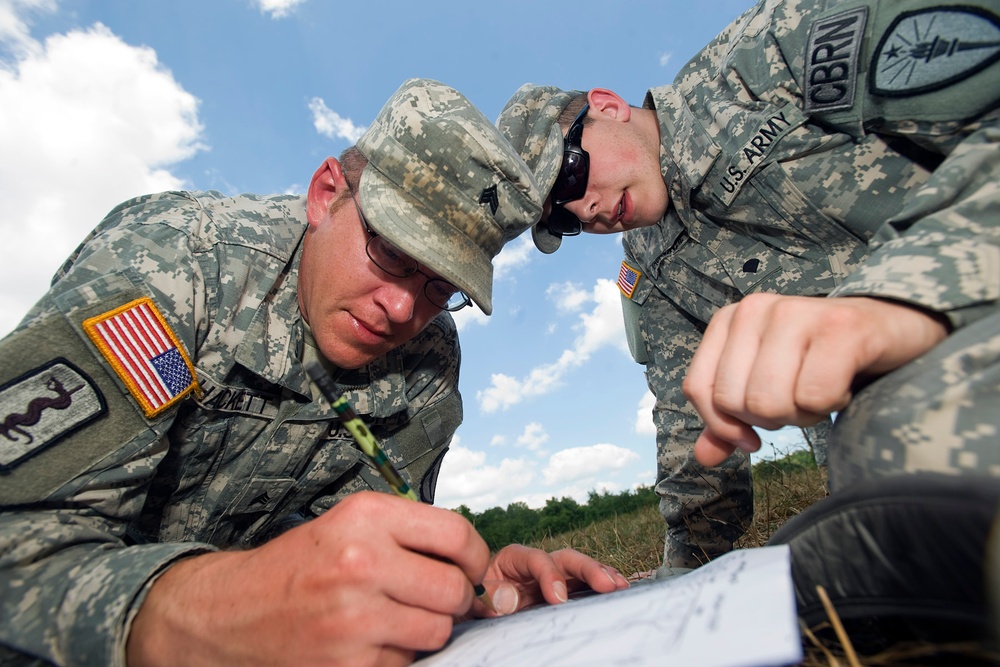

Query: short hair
[
  {"left": 328, "top": 145, "right": 369, "bottom": 215},
  {"left": 557, "top": 93, "right": 590, "bottom": 130},
  {"left": 339, "top": 145, "right": 367, "bottom": 190}
]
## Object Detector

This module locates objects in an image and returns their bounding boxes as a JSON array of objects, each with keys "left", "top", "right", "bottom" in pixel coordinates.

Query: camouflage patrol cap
[
  {"left": 356, "top": 78, "right": 542, "bottom": 315},
  {"left": 496, "top": 83, "right": 583, "bottom": 255}
]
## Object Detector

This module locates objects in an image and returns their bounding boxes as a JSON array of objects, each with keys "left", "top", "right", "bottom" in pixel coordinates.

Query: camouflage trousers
[
  {"left": 829, "top": 308, "right": 1000, "bottom": 492},
  {"left": 654, "top": 444, "right": 754, "bottom": 569}
]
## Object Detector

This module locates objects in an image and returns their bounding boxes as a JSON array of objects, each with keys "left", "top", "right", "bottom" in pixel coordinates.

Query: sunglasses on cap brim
[{"left": 544, "top": 206, "right": 583, "bottom": 237}]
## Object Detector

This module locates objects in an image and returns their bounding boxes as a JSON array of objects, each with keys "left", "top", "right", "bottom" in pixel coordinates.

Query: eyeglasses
[
  {"left": 348, "top": 188, "right": 471, "bottom": 312},
  {"left": 544, "top": 103, "right": 590, "bottom": 237}
]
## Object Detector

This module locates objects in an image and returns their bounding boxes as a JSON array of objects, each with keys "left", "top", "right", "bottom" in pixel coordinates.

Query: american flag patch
[
  {"left": 617, "top": 261, "right": 641, "bottom": 299},
  {"left": 83, "top": 297, "right": 199, "bottom": 418}
]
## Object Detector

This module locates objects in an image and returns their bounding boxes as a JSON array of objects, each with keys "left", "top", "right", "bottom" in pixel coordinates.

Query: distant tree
[
  {"left": 475, "top": 506, "right": 512, "bottom": 551},
  {"left": 458, "top": 485, "right": 659, "bottom": 551},
  {"left": 504, "top": 501, "right": 540, "bottom": 545},
  {"left": 538, "top": 496, "right": 583, "bottom": 536}
]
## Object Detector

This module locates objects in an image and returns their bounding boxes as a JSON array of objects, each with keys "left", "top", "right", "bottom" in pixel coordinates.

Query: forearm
[{"left": 0, "top": 511, "right": 210, "bottom": 667}]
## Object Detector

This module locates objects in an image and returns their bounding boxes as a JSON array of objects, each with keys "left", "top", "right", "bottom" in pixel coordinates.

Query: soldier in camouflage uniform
[
  {"left": 497, "top": 0, "right": 1000, "bottom": 570},
  {"left": 0, "top": 78, "right": 630, "bottom": 667}
]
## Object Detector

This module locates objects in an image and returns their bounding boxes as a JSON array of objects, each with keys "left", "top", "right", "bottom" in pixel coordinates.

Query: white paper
[{"left": 414, "top": 545, "right": 802, "bottom": 667}]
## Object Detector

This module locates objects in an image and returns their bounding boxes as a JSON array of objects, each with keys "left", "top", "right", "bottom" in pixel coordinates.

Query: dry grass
[{"left": 526, "top": 461, "right": 998, "bottom": 666}]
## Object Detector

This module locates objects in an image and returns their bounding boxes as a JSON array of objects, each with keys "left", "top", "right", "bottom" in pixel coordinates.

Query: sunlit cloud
[
  {"left": 254, "top": 0, "right": 307, "bottom": 19},
  {"left": 308, "top": 97, "right": 367, "bottom": 143},
  {"left": 659, "top": 52, "right": 673, "bottom": 68},
  {"left": 543, "top": 443, "right": 639, "bottom": 485},
  {"left": 635, "top": 390, "right": 656, "bottom": 436},
  {"left": 0, "top": 13, "right": 205, "bottom": 335},
  {"left": 0, "top": 0, "right": 54, "bottom": 59},
  {"left": 477, "top": 278, "right": 628, "bottom": 412},
  {"left": 516, "top": 422, "right": 548, "bottom": 453},
  {"left": 493, "top": 235, "right": 533, "bottom": 281},
  {"left": 435, "top": 442, "right": 535, "bottom": 512},
  {"left": 546, "top": 281, "right": 590, "bottom": 313}
]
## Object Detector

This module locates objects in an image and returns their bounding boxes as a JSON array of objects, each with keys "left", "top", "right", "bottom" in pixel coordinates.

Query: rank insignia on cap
[
  {"left": 83, "top": 297, "right": 200, "bottom": 418},
  {"left": 617, "top": 261, "right": 642, "bottom": 299},
  {"left": 871, "top": 7, "right": 1000, "bottom": 97}
]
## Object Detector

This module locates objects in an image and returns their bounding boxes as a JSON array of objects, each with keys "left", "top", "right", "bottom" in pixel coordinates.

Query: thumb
[{"left": 483, "top": 582, "right": 520, "bottom": 616}]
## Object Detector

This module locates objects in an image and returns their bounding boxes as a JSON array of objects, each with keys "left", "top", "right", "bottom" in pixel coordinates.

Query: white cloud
[
  {"left": 492, "top": 235, "right": 533, "bottom": 281},
  {"left": 477, "top": 278, "right": 628, "bottom": 412},
  {"left": 451, "top": 304, "right": 489, "bottom": 332},
  {"left": 254, "top": 0, "right": 307, "bottom": 19},
  {"left": 0, "top": 0, "right": 53, "bottom": 59},
  {"left": 435, "top": 443, "right": 535, "bottom": 512},
  {"left": 0, "top": 17, "right": 205, "bottom": 335},
  {"left": 635, "top": 390, "right": 656, "bottom": 436},
  {"left": 543, "top": 443, "right": 639, "bottom": 486},
  {"left": 659, "top": 52, "right": 673, "bottom": 68},
  {"left": 546, "top": 281, "right": 589, "bottom": 313},
  {"left": 515, "top": 422, "right": 548, "bottom": 452},
  {"left": 308, "top": 97, "right": 366, "bottom": 143}
]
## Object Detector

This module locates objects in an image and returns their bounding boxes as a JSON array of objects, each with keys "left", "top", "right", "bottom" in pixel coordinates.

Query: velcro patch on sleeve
[
  {"left": 617, "top": 261, "right": 642, "bottom": 299},
  {"left": 83, "top": 297, "right": 200, "bottom": 418},
  {"left": 0, "top": 359, "right": 106, "bottom": 470},
  {"left": 871, "top": 7, "right": 1000, "bottom": 97}
]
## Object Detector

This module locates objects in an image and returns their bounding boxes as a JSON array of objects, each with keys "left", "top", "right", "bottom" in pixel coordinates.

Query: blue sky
[{"left": 0, "top": 0, "right": 807, "bottom": 512}]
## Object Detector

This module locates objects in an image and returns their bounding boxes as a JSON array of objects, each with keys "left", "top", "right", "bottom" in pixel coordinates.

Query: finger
[
  {"left": 330, "top": 494, "right": 485, "bottom": 616},
  {"left": 381, "top": 547, "right": 479, "bottom": 616},
  {"left": 738, "top": 300, "right": 814, "bottom": 426},
  {"left": 390, "top": 500, "right": 491, "bottom": 589},
  {"left": 793, "top": 312, "right": 868, "bottom": 416},
  {"left": 693, "top": 425, "right": 759, "bottom": 467},
  {"left": 685, "top": 305, "right": 756, "bottom": 446},
  {"left": 486, "top": 546, "right": 630, "bottom": 614},
  {"left": 684, "top": 304, "right": 736, "bottom": 413},
  {"left": 321, "top": 577, "right": 455, "bottom": 653},
  {"left": 474, "top": 581, "right": 520, "bottom": 617},
  {"left": 368, "top": 603, "right": 453, "bottom": 654},
  {"left": 547, "top": 548, "right": 629, "bottom": 593},
  {"left": 708, "top": 300, "right": 767, "bottom": 417}
]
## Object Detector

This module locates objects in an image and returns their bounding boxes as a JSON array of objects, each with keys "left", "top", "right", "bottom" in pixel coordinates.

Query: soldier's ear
[
  {"left": 306, "top": 157, "right": 348, "bottom": 227},
  {"left": 588, "top": 88, "right": 631, "bottom": 123}
]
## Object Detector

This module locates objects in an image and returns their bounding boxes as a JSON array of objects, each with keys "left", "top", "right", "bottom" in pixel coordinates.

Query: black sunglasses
[
  {"left": 552, "top": 103, "right": 590, "bottom": 205},
  {"left": 544, "top": 103, "right": 590, "bottom": 237}
]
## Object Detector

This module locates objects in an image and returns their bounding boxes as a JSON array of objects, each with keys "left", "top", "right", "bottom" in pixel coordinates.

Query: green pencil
[{"left": 306, "top": 362, "right": 495, "bottom": 612}]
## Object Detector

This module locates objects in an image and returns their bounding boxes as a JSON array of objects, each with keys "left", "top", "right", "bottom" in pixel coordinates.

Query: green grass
[{"left": 525, "top": 450, "right": 829, "bottom": 570}]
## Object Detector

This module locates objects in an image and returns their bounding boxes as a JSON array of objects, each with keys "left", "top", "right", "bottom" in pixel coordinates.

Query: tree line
[{"left": 453, "top": 486, "right": 659, "bottom": 552}]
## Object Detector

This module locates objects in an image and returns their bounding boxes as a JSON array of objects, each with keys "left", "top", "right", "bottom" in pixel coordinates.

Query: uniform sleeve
[
  {"left": 0, "top": 193, "right": 215, "bottom": 666},
  {"left": 829, "top": 110, "right": 1000, "bottom": 330}
]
